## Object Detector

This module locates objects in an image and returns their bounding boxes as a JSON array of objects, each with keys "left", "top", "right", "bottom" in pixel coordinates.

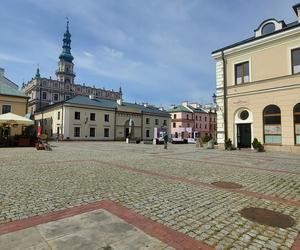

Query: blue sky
[{"left": 0, "top": 0, "right": 299, "bottom": 107}]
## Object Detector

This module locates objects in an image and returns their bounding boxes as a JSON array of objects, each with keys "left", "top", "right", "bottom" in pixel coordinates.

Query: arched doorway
[
  {"left": 234, "top": 108, "right": 253, "bottom": 148},
  {"left": 124, "top": 119, "right": 135, "bottom": 139}
]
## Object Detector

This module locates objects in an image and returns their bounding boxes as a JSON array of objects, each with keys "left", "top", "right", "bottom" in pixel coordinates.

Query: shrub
[
  {"left": 224, "top": 138, "right": 233, "bottom": 150},
  {"left": 252, "top": 138, "right": 264, "bottom": 152},
  {"left": 202, "top": 135, "right": 212, "bottom": 143}
]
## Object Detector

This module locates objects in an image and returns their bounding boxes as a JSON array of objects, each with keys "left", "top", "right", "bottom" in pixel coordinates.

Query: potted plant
[
  {"left": 252, "top": 138, "right": 264, "bottom": 152},
  {"left": 224, "top": 138, "right": 233, "bottom": 151},
  {"left": 202, "top": 135, "right": 213, "bottom": 149}
]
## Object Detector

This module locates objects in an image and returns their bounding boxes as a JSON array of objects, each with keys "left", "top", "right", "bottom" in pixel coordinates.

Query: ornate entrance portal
[{"left": 234, "top": 109, "right": 253, "bottom": 148}]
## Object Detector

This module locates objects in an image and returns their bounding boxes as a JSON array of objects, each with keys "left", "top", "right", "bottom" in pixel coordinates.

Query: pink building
[{"left": 168, "top": 101, "right": 216, "bottom": 141}]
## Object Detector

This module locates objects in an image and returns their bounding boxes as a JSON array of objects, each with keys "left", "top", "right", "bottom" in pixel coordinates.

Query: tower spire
[
  {"left": 59, "top": 18, "right": 74, "bottom": 63},
  {"left": 35, "top": 64, "right": 40, "bottom": 78}
]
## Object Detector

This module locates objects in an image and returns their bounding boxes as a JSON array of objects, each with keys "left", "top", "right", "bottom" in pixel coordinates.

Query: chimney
[
  {"left": 0, "top": 68, "right": 4, "bottom": 77},
  {"left": 293, "top": 3, "right": 300, "bottom": 22},
  {"left": 181, "top": 101, "right": 188, "bottom": 107},
  {"left": 117, "top": 98, "right": 122, "bottom": 105}
]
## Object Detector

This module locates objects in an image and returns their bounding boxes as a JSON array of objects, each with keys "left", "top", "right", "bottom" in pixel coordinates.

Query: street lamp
[{"left": 212, "top": 93, "right": 217, "bottom": 104}]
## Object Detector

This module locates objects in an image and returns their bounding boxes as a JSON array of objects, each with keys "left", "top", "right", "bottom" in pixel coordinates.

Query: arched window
[
  {"left": 294, "top": 103, "right": 300, "bottom": 145},
  {"left": 263, "top": 105, "right": 281, "bottom": 144},
  {"left": 262, "top": 23, "right": 275, "bottom": 35}
]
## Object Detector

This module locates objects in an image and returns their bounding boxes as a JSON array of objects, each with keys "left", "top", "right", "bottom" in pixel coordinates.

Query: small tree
[{"left": 252, "top": 138, "right": 264, "bottom": 152}]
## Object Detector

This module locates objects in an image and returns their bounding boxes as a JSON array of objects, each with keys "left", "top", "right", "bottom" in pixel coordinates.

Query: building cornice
[{"left": 212, "top": 25, "right": 300, "bottom": 59}]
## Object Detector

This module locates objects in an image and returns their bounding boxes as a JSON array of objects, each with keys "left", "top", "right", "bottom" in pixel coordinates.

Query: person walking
[{"left": 163, "top": 131, "right": 168, "bottom": 149}]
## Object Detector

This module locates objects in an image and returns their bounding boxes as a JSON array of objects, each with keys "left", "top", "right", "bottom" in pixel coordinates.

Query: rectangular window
[
  {"left": 163, "top": 120, "right": 167, "bottom": 126},
  {"left": 146, "top": 118, "right": 150, "bottom": 124},
  {"left": 104, "top": 128, "right": 109, "bottom": 137},
  {"left": 104, "top": 114, "right": 109, "bottom": 122},
  {"left": 146, "top": 130, "right": 150, "bottom": 137},
  {"left": 235, "top": 62, "right": 249, "bottom": 84},
  {"left": 90, "top": 127, "right": 95, "bottom": 137},
  {"left": 42, "top": 91, "right": 47, "bottom": 100},
  {"left": 292, "top": 48, "right": 300, "bottom": 74},
  {"left": 53, "top": 93, "right": 59, "bottom": 101},
  {"left": 74, "top": 127, "right": 80, "bottom": 137},
  {"left": 155, "top": 119, "right": 159, "bottom": 125},
  {"left": 173, "top": 122, "right": 176, "bottom": 128},
  {"left": 174, "top": 114, "right": 177, "bottom": 119},
  {"left": 2, "top": 105, "right": 11, "bottom": 114},
  {"left": 196, "top": 116, "right": 198, "bottom": 121},
  {"left": 90, "top": 113, "right": 96, "bottom": 121},
  {"left": 205, "top": 117, "right": 207, "bottom": 122},
  {"left": 57, "top": 111, "right": 60, "bottom": 120},
  {"left": 74, "top": 112, "right": 80, "bottom": 120}
]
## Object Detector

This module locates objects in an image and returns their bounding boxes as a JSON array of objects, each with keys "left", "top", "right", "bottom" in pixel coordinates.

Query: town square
[
  {"left": 1, "top": 142, "right": 300, "bottom": 249},
  {"left": 1, "top": 0, "right": 300, "bottom": 249}
]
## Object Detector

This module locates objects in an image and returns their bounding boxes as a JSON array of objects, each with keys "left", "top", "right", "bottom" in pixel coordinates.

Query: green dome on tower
[{"left": 59, "top": 20, "right": 74, "bottom": 63}]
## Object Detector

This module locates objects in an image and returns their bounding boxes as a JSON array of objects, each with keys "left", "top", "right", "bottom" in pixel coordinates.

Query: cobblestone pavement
[{"left": 1, "top": 142, "right": 300, "bottom": 249}]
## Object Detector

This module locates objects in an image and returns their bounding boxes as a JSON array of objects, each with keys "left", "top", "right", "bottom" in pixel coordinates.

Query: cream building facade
[
  {"left": 34, "top": 95, "right": 170, "bottom": 141},
  {"left": 0, "top": 68, "right": 29, "bottom": 137},
  {"left": 22, "top": 22, "right": 121, "bottom": 114},
  {"left": 212, "top": 3, "right": 300, "bottom": 152}
]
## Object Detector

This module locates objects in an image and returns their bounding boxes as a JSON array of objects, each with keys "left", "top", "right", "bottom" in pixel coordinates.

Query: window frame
[
  {"left": 42, "top": 91, "right": 47, "bottom": 100},
  {"left": 294, "top": 103, "right": 300, "bottom": 145},
  {"left": 90, "top": 127, "right": 96, "bottom": 137},
  {"left": 104, "top": 128, "right": 109, "bottom": 138},
  {"left": 90, "top": 113, "right": 96, "bottom": 121},
  {"left": 74, "top": 127, "right": 80, "bottom": 137},
  {"left": 74, "top": 111, "right": 80, "bottom": 120},
  {"left": 53, "top": 93, "right": 59, "bottom": 101},
  {"left": 104, "top": 114, "right": 109, "bottom": 122},
  {"left": 291, "top": 48, "right": 300, "bottom": 75},
  {"left": 263, "top": 105, "right": 282, "bottom": 145},
  {"left": 234, "top": 61, "right": 250, "bottom": 85},
  {"left": 2, "top": 104, "right": 11, "bottom": 114}
]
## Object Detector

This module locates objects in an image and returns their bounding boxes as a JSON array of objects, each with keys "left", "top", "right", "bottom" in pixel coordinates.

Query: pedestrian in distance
[{"left": 163, "top": 131, "right": 168, "bottom": 149}]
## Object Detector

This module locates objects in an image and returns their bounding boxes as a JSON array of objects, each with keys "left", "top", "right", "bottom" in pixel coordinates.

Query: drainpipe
[
  {"left": 221, "top": 51, "right": 228, "bottom": 141},
  {"left": 141, "top": 111, "right": 144, "bottom": 141},
  {"left": 61, "top": 102, "right": 64, "bottom": 140},
  {"left": 114, "top": 108, "right": 117, "bottom": 141}
]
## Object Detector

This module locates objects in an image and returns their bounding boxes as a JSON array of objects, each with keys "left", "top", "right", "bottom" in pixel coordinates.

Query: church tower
[{"left": 56, "top": 20, "right": 75, "bottom": 84}]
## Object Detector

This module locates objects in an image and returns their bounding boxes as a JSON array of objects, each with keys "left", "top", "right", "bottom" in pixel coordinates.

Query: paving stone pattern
[{"left": 1, "top": 142, "right": 300, "bottom": 249}]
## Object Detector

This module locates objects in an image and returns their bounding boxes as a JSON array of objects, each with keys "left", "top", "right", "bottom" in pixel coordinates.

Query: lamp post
[{"left": 212, "top": 93, "right": 217, "bottom": 104}]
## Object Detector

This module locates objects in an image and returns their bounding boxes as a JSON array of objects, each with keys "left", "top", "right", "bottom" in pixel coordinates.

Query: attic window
[{"left": 262, "top": 23, "right": 275, "bottom": 35}]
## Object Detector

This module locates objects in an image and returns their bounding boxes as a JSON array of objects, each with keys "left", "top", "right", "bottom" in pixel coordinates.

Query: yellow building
[
  {"left": 34, "top": 95, "right": 170, "bottom": 141},
  {"left": 0, "top": 68, "right": 28, "bottom": 137},
  {"left": 212, "top": 3, "right": 300, "bottom": 152}
]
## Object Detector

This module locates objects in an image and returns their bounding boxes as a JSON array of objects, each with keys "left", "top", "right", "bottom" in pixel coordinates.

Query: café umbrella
[{"left": 0, "top": 112, "right": 34, "bottom": 126}]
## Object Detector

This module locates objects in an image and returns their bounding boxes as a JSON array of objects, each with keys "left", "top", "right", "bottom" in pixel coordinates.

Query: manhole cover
[
  {"left": 240, "top": 207, "right": 295, "bottom": 229},
  {"left": 211, "top": 181, "right": 243, "bottom": 189}
]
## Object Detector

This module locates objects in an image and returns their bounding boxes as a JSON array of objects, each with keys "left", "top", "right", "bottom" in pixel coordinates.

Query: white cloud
[{"left": 0, "top": 53, "right": 33, "bottom": 64}]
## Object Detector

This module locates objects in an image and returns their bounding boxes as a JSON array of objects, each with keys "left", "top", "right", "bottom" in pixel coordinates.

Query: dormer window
[
  {"left": 262, "top": 23, "right": 275, "bottom": 35},
  {"left": 255, "top": 19, "right": 286, "bottom": 37}
]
